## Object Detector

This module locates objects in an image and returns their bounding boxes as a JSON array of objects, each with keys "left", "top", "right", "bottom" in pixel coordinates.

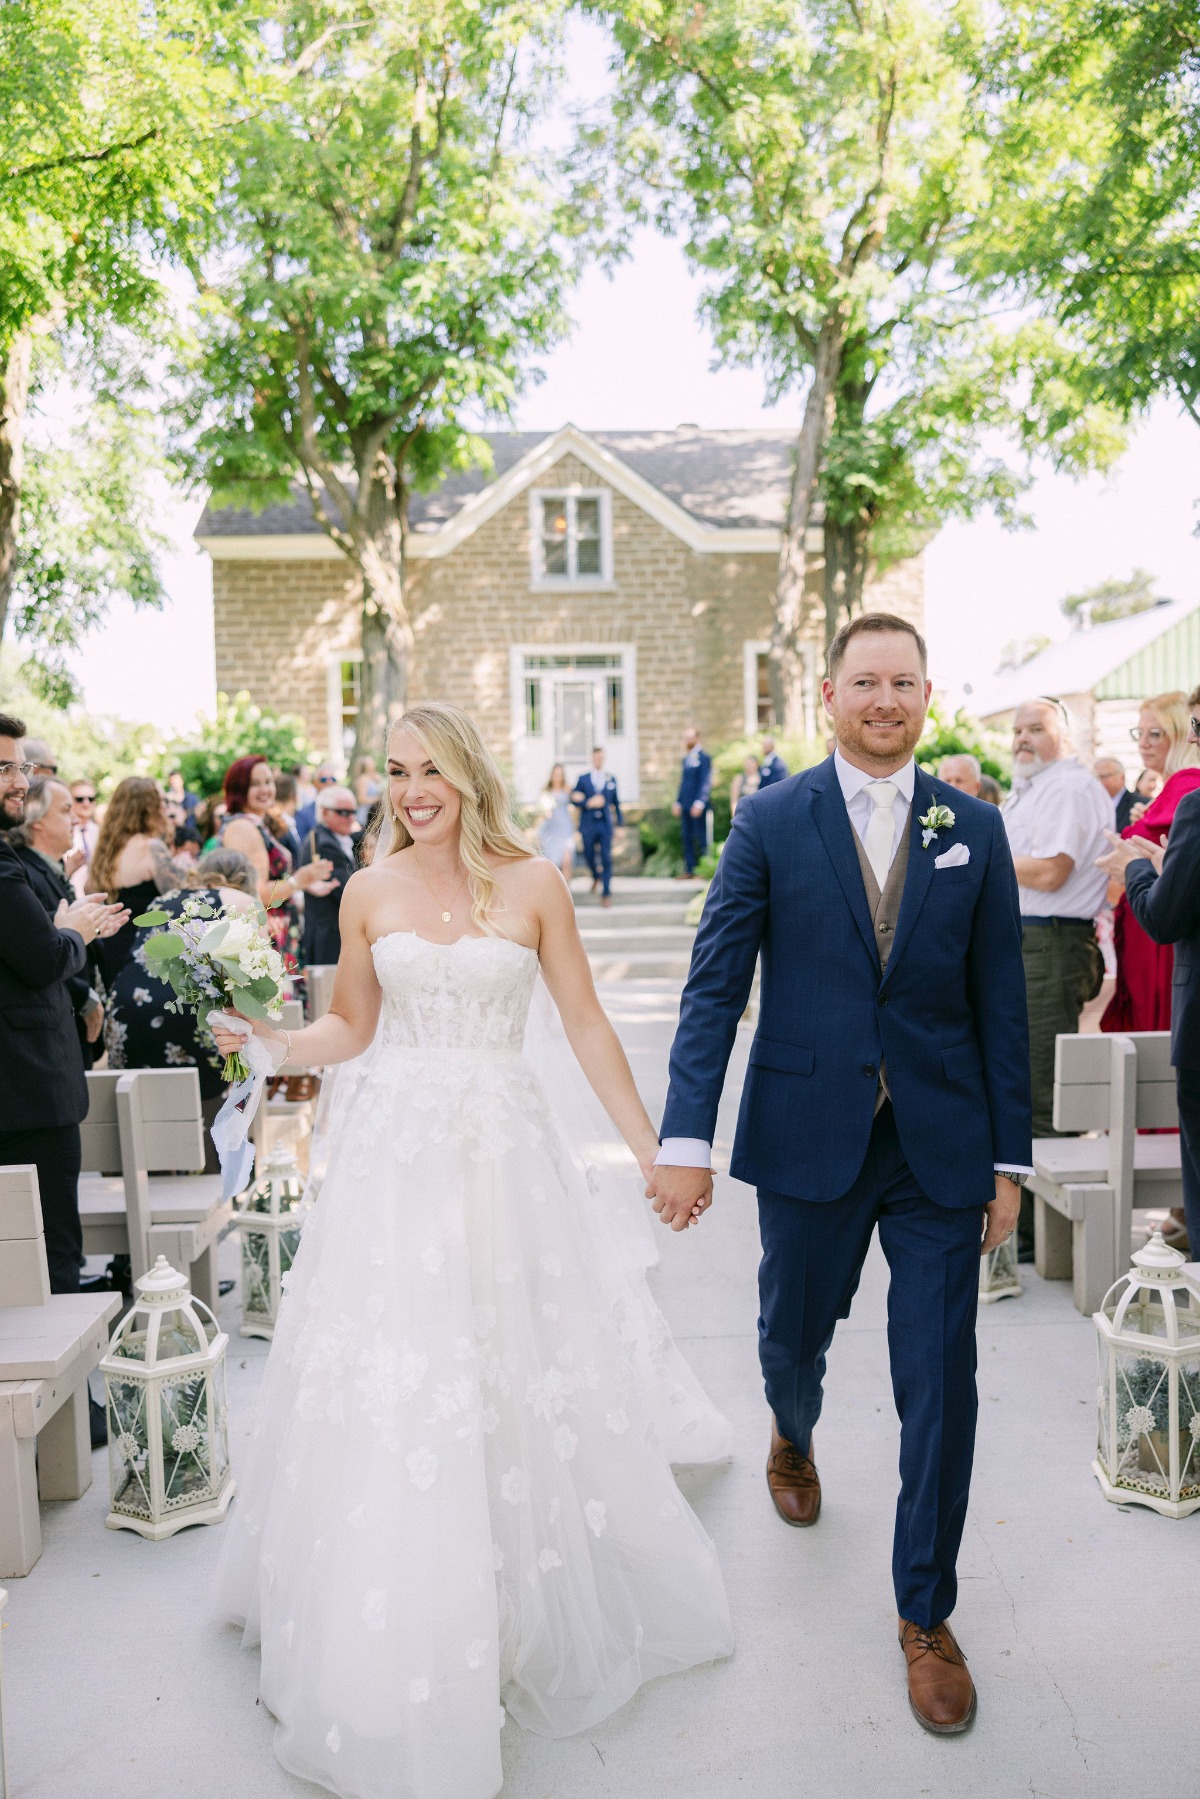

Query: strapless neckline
[{"left": 371, "top": 928, "right": 537, "bottom": 959}]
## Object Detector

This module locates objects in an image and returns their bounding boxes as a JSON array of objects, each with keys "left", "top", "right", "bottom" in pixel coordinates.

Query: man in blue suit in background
[
  {"left": 757, "top": 734, "right": 789, "bottom": 788},
  {"left": 571, "top": 746, "right": 622, "bottom": 907},
  {"left": 649, "top": 613, "right": 1031, "bottom": 1737},
  {"left": 673, "top": 725, "right": 712, "bottom": 875}
]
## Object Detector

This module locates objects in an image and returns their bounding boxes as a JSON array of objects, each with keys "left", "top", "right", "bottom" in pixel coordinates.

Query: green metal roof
[{"left": 1095, "top": 605, "right": 1200, "bottom": 700}]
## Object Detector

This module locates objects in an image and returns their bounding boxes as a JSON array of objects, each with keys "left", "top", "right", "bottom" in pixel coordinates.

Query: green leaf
[
  {"left": 233, "top": 992, "right": 268, "bottom": 1022},
  {"left": 133, "top": 909, "right": 170, "bottom": 927},
  {"left": 144, "top": 932, "right": 185, "bottom": 960},
  {"left": 247, "top": 974, "right": 279, "bottom": 1001}
]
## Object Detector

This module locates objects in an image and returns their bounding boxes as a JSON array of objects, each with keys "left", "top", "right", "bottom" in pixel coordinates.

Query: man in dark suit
[
  {"left": 1095, "top": 757, "right": 1136, "bottom": 831},
  {"left": 673, "top": 726, "right": 713, "bottom": 874},
  {"left": 10, "top": 777, "right": 106, "bottom": 1062},
  {"left": 649, "top": 615, "right": 1031, "bottom": 1736},
  {"left": 757, "top": 735, "right": 789, "bottom": 789},
  {"left": 295, "top": 763, "right": 340, "bottom": 838},
  {"left": 297, "top": 785, "right": 358, "bottom": 964},
  {"left": 571, "top": 748, "right": 622, "bottom": 906},
  {"left": 1100, "top": 700, "right": 1200, "bottom": 1251},
  {"left": 0, "top": 716, "right": 126, "bottom": 1292}
]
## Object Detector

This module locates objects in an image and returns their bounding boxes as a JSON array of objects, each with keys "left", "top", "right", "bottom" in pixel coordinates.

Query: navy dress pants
[
  {"left": 757, "top": 1101, "right": 984, "bottom": 1628},
  {"left": 1177, "top": 1066, "right": 1200, "bottom": 1255},
  {"left": 0, "top": 1123, "right": 83, "bottom": 1292},
  {"left": 681, "top": 808, "right": 707, "bottom": 874},
  {"left": 581, "top": 820, "right": 612, "bottom": 896}
]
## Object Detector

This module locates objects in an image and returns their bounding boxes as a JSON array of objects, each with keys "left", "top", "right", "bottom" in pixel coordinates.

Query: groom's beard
[{"left": 833, "top": 710, "right": 925, "bottom": 769}]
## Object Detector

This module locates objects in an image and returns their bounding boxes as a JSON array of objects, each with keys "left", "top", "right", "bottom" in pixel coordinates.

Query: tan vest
[{"left": 850, "top": 808, "right": 911, "bottom": 1107}]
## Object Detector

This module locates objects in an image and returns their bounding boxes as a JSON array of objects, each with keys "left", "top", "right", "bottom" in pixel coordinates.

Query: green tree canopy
[{"left": 1060, "top": 568, "right": 1161, "bottom": 629}]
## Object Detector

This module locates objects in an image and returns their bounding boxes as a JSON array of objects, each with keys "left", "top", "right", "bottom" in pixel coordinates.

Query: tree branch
[{"left": 3, "top": 126, "right": 159, "bottom": 185}]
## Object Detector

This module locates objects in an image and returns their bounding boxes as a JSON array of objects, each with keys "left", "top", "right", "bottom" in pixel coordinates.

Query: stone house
[
  {"left": 196, "top": 425, "right": 925, "bottom": 805},
  {"left": 971, "top": 596, "right": 1200, "bottom": 768}
]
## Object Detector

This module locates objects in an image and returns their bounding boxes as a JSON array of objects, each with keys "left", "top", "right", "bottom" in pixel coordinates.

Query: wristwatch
[{"left": 995, "top": 1169, "right": 1024, "bottom": 1186}]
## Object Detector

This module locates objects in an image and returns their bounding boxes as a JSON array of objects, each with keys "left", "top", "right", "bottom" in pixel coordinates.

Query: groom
[{"left": 650, "top": 613, "right": 1031, "bottom": 1735}]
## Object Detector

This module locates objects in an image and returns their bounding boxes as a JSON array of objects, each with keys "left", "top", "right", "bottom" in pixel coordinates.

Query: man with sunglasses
[
  {"left": 1099, "top": 694, "right": 1200, "bottom": 1255},
  {"left": 298, "top": 785, "right": 358, "bottom": 965},
  {"left": 0, "top": 714, "right": 128, "bottom": 1306}
]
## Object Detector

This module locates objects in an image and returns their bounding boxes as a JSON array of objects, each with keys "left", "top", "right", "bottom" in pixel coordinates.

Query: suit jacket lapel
[
  {"left": 809, "top": 759, "right": 879, "bottom": 967},
  {"left": 883, "top": 765, "right": 937, "bottom": 980}
]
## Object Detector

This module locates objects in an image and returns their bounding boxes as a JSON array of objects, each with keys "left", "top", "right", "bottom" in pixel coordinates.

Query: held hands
[
  {"left": 644, "top": 1162, "right": 713, "bottom": 1231},
  {"left": 982, "top": 1175, "right": 1021, "bottom": 1254}
]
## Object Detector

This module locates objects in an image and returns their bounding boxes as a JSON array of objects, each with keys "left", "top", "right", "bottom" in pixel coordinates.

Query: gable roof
[
  {"left": 972, "top": 596, "right": 1200, "bottom": 719},
  {"left": 195, "top": 424, "right": 802, "bottom": 560}
]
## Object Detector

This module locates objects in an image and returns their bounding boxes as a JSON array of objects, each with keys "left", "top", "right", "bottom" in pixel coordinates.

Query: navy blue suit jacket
[
  {"left": 1126, "top": 788, "right": 1200, "bottom": 1072},
  {"left": 571, "top": 771, "right": 622, "bottom": 829},
  {"left": 661, "top": 757, "right": 1032, "bottom": 1208},
  {"left": 677, "top": 750, "right": 712, "bottom": 811},
  {"left": 757, "top": 752, "right": 789, "bottom": 789}
]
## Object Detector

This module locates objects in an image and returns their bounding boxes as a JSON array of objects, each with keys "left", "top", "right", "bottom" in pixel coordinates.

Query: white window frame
[
  {"left": 326, "top": 652, "right": 362, "bottom": 774},
  {"left": 529, "top": 488, "right": 614, "bottom": 590},
  {"left": 743, "top": 639, "right": 820, "bottom": 737}
]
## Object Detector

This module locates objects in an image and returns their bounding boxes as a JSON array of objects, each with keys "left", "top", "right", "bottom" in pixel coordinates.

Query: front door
[
  {"left": 556, "top": 683, "right": 595, "bottom": 768},
  {"left": 510, "top": 647, "right": 639, "bottom": 804}
]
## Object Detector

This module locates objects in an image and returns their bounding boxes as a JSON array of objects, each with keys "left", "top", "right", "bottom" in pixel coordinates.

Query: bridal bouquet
[{"left": 133, "top": 895, "right": 286, "bottom": 1082}]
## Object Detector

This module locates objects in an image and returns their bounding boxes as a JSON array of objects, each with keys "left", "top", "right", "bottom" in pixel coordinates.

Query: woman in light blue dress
[{"left": 537, "top": 762, "right": 577, "bottom": 878}]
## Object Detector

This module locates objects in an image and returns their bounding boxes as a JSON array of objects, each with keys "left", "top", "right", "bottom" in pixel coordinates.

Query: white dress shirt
[{"left": 1001, "top": 757, "right": 1113, "bottom": 919}]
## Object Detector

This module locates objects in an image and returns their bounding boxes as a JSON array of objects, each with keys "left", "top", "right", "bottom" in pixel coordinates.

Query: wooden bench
[
  {"left": 77, "top": 1069, "right": 232, "bottom": 1312},
  {"left": 0, "top": 1167, "right": 121, "bottom": 1578},
  {"left": 1028, "top": 1031, "right": 1184, "bottom": 1315}
]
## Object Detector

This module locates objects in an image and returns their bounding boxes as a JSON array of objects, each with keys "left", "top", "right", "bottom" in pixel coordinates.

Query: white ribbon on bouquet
[{"left": 208, "top": 1011, "right": 289, "bottom": 1200}]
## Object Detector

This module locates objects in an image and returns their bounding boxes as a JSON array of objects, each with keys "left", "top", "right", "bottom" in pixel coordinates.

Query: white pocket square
[{"left": 934, "top": 842, "right": 970, "bottom": 869}]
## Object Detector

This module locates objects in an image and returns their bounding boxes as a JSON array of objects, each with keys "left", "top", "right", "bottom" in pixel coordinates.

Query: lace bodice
[{"left": 371, "top": 931, "right": 538, "bottom": 1056}]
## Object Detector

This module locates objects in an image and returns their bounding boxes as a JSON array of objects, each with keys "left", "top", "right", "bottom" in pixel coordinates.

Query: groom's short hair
[{"left": 827, "top": 612, "right": 928, "bottom": 681}]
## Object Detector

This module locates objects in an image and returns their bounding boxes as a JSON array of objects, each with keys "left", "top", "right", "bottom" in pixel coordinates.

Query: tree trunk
[
  {"left": 769, "top": 312, "right": 844, "bottom": 733},
  {"left": 351, "top": 483, "right": 411, "bottom": 775},
  {"left": 822, "top": 514, "right": 869, "bottom": 649},
  {"left": 0, "top": 332, "right": 33, "bottom": 645}
]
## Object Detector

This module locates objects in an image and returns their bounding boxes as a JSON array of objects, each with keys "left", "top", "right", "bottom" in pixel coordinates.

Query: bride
[{"left": 211, "top": 702, "right": 734, "bottom": 1799}]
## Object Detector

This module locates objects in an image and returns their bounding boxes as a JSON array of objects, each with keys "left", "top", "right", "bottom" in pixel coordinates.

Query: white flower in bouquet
[{"left": 133, "top": 893, "right": 286, "bottom": 1083}]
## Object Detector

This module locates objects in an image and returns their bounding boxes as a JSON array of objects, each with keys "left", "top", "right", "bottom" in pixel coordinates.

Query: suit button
[
  {"left": 863, "top": 1063, "right": 877, "bottom": 1078},
  {"left": 879, "top": 997, "right": 889, "bottom": 1007}
]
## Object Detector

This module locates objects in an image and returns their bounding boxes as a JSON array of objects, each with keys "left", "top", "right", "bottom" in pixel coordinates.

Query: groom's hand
[
  {"left": 646, "top": 1165, "right": 713, "bottom": 1231},
  {"left": 981, "top": 1175, "right": 1021, "bottom": 1253}
]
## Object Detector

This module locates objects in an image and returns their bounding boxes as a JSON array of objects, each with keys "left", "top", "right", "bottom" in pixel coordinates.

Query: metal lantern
[
  {"left": 100, "top": 1256, "right": 234, "bottom": 1539},
  {"left": 234, "top": 1143, "right": 310, "bottom": 1339},
  {"left": 979, "top": 1236, "right": 1022, "bottom": 1304},
  {"left": 1093, "top": 1230, "right": 1200, "bottom": 1518}
]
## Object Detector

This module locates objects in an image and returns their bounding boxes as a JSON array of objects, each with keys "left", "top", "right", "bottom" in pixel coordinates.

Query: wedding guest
[
  {"left": 0, "top": 713, "right": 126, "bottom": 1303},
  {"left": 672, "top": 725, "right": 712, "bottom": 876},
  {"left": 353, "top": 753, "right": 382, "bottom": 823},
  {"left": 537, "top": 763, "right": 577, "bottom": 880},
  {"left": 293, "top": 763, "right": 317, "bottom": 812},
  {"left": 164, "top": 797, "right": 202, "bottom": 862},
  {"left": 938, "top": 753, "right": 982, "bottom": 797},
  {"left": 297, "top": 786, "right": 357, "bottom": 964},
  {"left": 104, "top": 849, "right": 259, "bottom": 1172},
  {"left": 1102, "top": 691, "right": 1200, "bottom": 1038},
  {"left": 9, "top": 778, "right": 106, "bottom": 1062},
  {"left": 571, "top": 747, "right": 622, "bottom": 906},
  {"left": 1095, "top": 756, "right": 1137, "bottom": 831},
  {"left": 87, "top": 776, "right": 193, "bottom": 989},
  {"left": 1099, "top": 729, "right": 1200, "bottom": 1255},
  {"left": 69, "top": 777, "right": 100, "bottom": 893},
  {"left": 295, "top": 762, "right": 339, "bottom": 836},
  {"left": 1133, "top": 766, "right": 1162, "bottom": 813},
  {"left": 218, "top": 755, "right": 333, "bottom": 969},
  {"left": 979, "top": 774, "right": 1003, "bottom": 805},
  {"left": 730, "top": 754, "right": 761, "bottom": 815},
  {"left": 21, "top": 737, "right": 59, "bottom": 776},
  {"left": 196, "top": 794, "right": 226, "bottom": 854},
  {"left": 165, "top": 768, "right": 200, "bottom": 818},
  {"left": 1002, "top": 698, "right": 1110, "bottom": 1253},
  {"left": 271, "top": 770, "right": 304, "bottom": 863},
  {"left": 757, "top": 735, "right": 789, "bottom": 788}
]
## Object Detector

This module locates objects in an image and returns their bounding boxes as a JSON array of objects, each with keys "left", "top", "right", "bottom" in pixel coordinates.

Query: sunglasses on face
[
  {"left": 326, "top": 806, "right": 357, "bottom": 818},
  {"left": 317, "top": 774, "right": 337, "bottom": 785}
]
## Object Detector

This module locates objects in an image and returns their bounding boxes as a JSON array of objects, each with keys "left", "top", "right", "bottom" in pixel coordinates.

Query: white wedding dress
[{"left": 214, "top": 930, "right": 734, "bottom": 1799}]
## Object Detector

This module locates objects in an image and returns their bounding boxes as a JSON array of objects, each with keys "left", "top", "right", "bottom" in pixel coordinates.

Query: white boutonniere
[{"left": 919, "top": 802, "right": 955, "bottom": 849}]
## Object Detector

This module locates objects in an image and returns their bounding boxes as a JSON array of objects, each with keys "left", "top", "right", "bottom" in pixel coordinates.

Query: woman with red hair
[{"left": 218, "top": 757, "right": 333, "bottom": 970}]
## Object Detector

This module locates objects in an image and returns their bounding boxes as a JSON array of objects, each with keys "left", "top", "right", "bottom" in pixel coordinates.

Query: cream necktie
[{"left": 863, "top": 781, "right": 898, "bottom": 890}]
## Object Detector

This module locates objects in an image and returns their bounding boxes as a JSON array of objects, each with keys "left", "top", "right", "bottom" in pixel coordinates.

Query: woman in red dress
[{"left": 1102, "top": 689, "right": 1200, "bottom": 1244}]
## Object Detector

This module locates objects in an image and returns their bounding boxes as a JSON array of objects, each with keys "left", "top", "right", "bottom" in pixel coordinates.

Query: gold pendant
[{"left": 441, "top": 909, "right": 452, "bottom": 923}]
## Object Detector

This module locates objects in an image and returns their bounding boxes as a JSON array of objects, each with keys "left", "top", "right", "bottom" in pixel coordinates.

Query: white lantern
[
  {"left": 1093, "top": 1230, "right": 1200, "bottom": 1518},
  {"left": 100, "top": 1257, "right": 234, "bottom": 1539},
  {"left": 234, "top": 1143, "right": 309, "bottom": 1339},
  {"left": 979, "top": 1236, "right": 1022, "bottom": 1304}
]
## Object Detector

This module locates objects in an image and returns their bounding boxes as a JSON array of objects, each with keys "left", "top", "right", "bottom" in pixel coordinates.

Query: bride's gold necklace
[{"left": 414, "top": 853, "right": 469, "bottom": 924}]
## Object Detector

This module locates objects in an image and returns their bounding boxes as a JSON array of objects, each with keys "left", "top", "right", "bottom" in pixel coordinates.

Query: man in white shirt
[{"left": 1001, "top": 699, "right": 1111, "bottom": 1160}]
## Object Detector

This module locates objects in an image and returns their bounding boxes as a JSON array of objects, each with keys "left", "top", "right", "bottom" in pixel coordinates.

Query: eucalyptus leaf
[
  {"left": 235, "top": 992, "right": 269, "bottom": 1022},
  {"left": 133, "top": 910, "right": 170, "bottom": 927},
  {"left": 144, "top": 933, "right": 185, "bottom": 960}
]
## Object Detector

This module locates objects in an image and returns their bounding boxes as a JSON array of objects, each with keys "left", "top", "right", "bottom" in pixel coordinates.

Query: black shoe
[
  {"left": 219, "top": 1278, "right": 236, "bottom": 1297},
  {"left": 89, "top": 1394, "right": 108, "bottom": 1450}
]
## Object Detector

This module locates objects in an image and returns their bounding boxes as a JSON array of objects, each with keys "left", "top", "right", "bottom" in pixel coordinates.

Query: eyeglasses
[
  {"left": 0, "top": 761, "right": 36, "bottom": 778},
  {"left": 317, "top": 774, "right": 337, "bottom": 785},
  {"left": 326, "top": 807, "right": 357, "bottom": 817},
  {"left": 1129, "top": 727, "right": 1167, "bottom": 744},
  {"left": 1191, "top": 717, "right": 1200, "bottom": 738}
]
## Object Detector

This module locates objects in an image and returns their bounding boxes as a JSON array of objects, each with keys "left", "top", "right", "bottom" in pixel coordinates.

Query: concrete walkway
[{"left": 4, "top": 981, "right": 1197, "bottom": 1799}]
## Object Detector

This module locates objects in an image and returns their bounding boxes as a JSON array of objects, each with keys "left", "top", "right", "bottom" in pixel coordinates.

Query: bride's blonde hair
[{"left": 379, "top": 702, "right": 533, "bottom": 929}]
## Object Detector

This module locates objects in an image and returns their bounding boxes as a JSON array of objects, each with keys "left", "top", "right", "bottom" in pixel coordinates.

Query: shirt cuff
[
  {"left": 994, "top": 1163, "right": 1034, "bottom": 1177},
  {"left": 655, "top": 1138, "right": 712, "bottom": 1169}
]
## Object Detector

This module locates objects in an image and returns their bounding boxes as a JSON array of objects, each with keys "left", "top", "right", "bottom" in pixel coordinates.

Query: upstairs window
[{"left": 531, "top": 490, "right": 612, "bottom": 587}]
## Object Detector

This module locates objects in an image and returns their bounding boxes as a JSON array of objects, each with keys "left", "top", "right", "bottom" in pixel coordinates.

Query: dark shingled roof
[{"left": 194, "top": 427, "right": 798, "bottom": 540}]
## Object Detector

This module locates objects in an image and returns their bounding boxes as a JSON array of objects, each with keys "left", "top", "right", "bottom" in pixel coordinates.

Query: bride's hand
[
  {"left": 645, "top": 1164, "right": 713, "bottom": 1231},
  {"left": 211, "top": 1009, "right": 284, "bottom": 1058}
]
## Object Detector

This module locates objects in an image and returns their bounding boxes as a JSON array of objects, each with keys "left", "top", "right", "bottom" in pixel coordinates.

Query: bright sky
[{"left": 72, "top": 23, "right": 1200, "bottom": 733}]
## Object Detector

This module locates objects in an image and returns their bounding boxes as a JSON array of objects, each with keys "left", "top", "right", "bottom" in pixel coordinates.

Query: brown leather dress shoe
[
  {"left": 898, "top": 1618, "right": 977, "bottom": 1735},
  {"left": 765, "top": 1421, "right": 821, "bottom": 1526}
]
